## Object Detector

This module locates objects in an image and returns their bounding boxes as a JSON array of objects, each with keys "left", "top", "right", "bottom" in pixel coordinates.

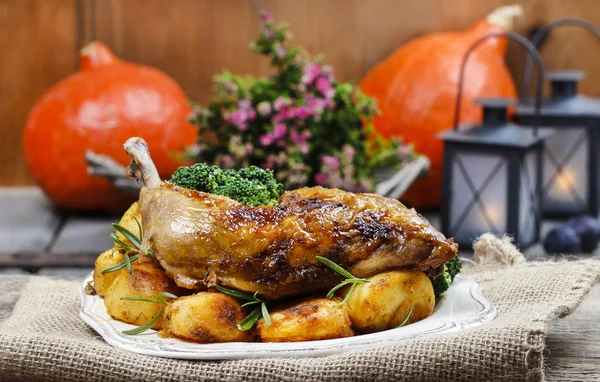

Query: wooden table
[{"left": 1, "top": 187, "right": 598, "bottom": 380}]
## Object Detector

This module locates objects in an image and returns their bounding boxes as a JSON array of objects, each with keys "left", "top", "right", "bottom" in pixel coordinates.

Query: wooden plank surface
[
  {"left": 0, "top": 0, "right": 78, "bottom": 186},
  {"left": 546, "top": 283, "right": 600, "bottom": 380},
  {"left": 4, "top": 0, "right": 600, "bottom": 186}
]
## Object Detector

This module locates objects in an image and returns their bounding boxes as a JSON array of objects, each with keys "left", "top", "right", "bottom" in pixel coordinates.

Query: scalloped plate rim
[{"left": 80, "top": 272, "right": 496, "bottom": 360}]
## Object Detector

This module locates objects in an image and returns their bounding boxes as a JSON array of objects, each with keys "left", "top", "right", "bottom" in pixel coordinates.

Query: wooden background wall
[{"left": 2, "top": 0, "right": 600, "bottom": 186}]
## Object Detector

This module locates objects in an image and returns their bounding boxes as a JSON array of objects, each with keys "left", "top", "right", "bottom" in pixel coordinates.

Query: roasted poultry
[{"left": 124, "top": 137, "right": 458, "bottom": 300}]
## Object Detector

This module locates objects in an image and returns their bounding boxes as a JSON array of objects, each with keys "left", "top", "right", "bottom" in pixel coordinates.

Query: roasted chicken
[{"left": 124, "top": 137, "right": 458, "bottom": 300}]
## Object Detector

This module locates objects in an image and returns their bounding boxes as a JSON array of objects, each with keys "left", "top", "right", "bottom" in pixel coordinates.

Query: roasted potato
[
  {"left": 162, "top": 292, "right": 253, "bottom": 343},
  {"left": 257, "top": 297, "right": 353, "bottom": 342},
  {"left": 93, "top": 248, "right": 126, "bottom": 297},
  {"left": 344, "top": 269, "right": 435, "bottom": 333},
  {"left": 115, "top": 202, "right": 142, "bottom": 248},
  {"left": 104, "top": 261, "right": 182, "bottom": 330}
]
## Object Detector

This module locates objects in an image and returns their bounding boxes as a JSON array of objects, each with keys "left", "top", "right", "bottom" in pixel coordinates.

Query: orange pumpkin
[
  {"left": 360, "top": 6, "right": 522, "bottom": 209},
  {"left": 23, "top": 41, "right": 195, "bottom": 212}
]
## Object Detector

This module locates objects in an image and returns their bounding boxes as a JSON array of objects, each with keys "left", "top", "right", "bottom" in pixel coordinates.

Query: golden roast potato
[
  {"left": 93, "top": 248, "right": 126, "bottom": 297},
  {"left": 114, "top": 202, "right": 141, "bottom": 248},
  {"left": 257, "top": 297, "right": 353, "bottom": 342},
  {"left": 104, "top": 261, "right": 182, "bottom": 330},
  {"left": 162, "top": 292, "right": 253, "bottom": 343},
  {"left": 344, "top": 269, "right": 435, "bottom": 333}
]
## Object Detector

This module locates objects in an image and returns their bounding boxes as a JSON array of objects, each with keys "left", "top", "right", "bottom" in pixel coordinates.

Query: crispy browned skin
[{"left": 139, "top": 184, "right": 457, "bottom": 300}]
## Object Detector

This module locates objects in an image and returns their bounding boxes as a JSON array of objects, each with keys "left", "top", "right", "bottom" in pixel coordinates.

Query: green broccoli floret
[
  {"left": 169, "top": 164, "right": 283, "bottom": 206},
  {"left": 170, "top": 163, "right": 224, "bottom": 193},
  {"left": 429, "top": 257, "right": 462, "bottom": 301}
]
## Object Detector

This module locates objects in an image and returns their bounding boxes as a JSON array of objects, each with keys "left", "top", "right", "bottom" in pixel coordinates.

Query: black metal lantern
[
  {"left": 515, "top": 19, "right": 600, "bottom": 217},
  {"left": 439, "top": 32, "right": 551, "bottom": 249}
]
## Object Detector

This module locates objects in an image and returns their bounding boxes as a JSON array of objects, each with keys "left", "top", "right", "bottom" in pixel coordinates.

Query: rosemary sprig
[
  {"left": 315, "top": 256, "right": 371, "bottom": 306},
  {"left": 102, "top": 217, "right": 154, "bottom": 275},
  {"left": 397, "top": 303, "right": 415, "bottom": 328},
  {"left": 120, "top": 292, "right": 178, "bottom": 335},
  {"left": 215, "top": 285, "right": 271, "bottom": 330}
]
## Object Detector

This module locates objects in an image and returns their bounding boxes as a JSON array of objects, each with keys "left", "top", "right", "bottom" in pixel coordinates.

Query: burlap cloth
[{"left": 1, "top": 234, "right": 599, "bottom": 382}]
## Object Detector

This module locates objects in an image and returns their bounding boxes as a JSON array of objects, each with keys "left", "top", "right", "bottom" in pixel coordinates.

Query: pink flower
[
  {"left": 262, "top": 154, "right": 277, "bottom": 169},
  {"left": 274, "top": 97, "right": 290, "bottom": 110},
  {"left": 273, "top": 123, "right": 287, "bottom": 139},
  {"left": 259, "top": 134, "right": 274, "bottom": 146},
  {"left": 274, "top": 44, "right": 286, "bottom": 59},
  {"left": 302, "top": 63, "right": 321, "bottom": 85},
  {"left": 293, "top": 105, "right": 310, "bottom": 119},
  {"left": 259, "top": 10, "right": 273, "bottom": 23},
  {"left": 308, "top": 98, "right": 326, "bottom": 116},
  {"left": 257, "top": 101, "right": 271, "bottom": 116},
  {"left": 315, "top": 173, "right": 328, "bottom": 185},
  {"left": 316, "top": 77, "right": 335, "bottom": 99}
]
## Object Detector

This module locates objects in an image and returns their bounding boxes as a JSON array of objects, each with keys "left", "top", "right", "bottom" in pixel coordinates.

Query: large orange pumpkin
[
  {"left": 23, "top": 41, "right": 196, "bottom": 212},
  {"left": 360, "top": 6, "right": 522, "bottom": 209}
]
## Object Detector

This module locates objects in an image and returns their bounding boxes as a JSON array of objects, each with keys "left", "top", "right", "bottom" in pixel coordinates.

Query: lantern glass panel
[
  {"left": 449, "top": 152, "right": 508, "bottom": 244},
  {"left": 543, "top": 127, "right": 588, "bottom": 214},
  {"left": 519, "top": 150, "right": 539, "bottom": 247}
]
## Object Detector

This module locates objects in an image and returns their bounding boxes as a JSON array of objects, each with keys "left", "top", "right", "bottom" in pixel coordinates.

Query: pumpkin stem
[
  {"left": 80, "top": 41, "right": 118, "bottom": 70},
  {"left": 486, "top": 5, "right": 523, "bottom": 31}
]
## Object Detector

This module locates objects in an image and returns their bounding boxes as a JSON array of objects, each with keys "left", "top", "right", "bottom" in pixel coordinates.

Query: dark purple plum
[
  {"left": 565, "top": 215, "right": 600, "bottom": 253},
  {"left": 543, "top": 225, "right": 582, "bottom": 254}
]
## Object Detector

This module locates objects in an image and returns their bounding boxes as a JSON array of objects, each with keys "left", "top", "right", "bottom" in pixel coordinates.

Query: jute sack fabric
[{"left": 0, "top": 234, "right": 599, "bottom": 382}]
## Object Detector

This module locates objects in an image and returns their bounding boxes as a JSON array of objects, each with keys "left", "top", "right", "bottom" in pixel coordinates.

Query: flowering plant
[{"left": 189, "top": 11, "right": 416, "bottom": 192}]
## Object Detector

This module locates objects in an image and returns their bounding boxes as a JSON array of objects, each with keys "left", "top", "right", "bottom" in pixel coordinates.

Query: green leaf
[
  {"left": 112, "top": 223, "right": 142, "bottom": 250},
  {"left": 397, "top": 304, "right": 415, "bottom": 328},
  {"left": 124, "top": 252, "right": 133, "bottom": 274},
  {"left": 237, "top": 307, "right": 262, "bottom": 331},
  {"left": 241, "top": 300, "right": 261, "bottom": 308},
  {"left": 315, "top": 256, "right": 355, "bottom": 279},
  {"left": 120, "top": 297, "right": 162, "bottom": 304},
  {"left": 335, "top": 283, "right": 356, "bottom": 307},
  {"left": 122, "top": 308, "right": 165, "bottom": 335},
  {"left": 101, "top": 255, "right": 139, "bottom": 274},
  {"left": 133, "top": 216, "right": 143, "bottom": 240},
  {"left": 158, "top": 292, "right": 178, "bottom": 300},
  {"left": 261, "top": 303, "right": 271, "bottom": 326},
  {"left": 215, "top": 285, "right": 256, "bottom": 301},
  {"left": 110, "top": 233, "right": 134, "bottom": 252}
]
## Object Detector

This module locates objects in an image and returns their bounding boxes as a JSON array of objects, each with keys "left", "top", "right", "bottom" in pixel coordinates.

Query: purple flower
[
  {"left": 261, "top": 27, "right": 275, "bottom": 39},
  {"left": 257, "top": 101, "right": 271, "bottom": 116},
  {"left": 230, "top": 135, "right": 242, "bottom": 146},
  {"left": 342, "top": 144, "right": 355, "bottom": 162},
  {"left": 238, "top": 99, "right": 251, "bottom": 110},
  {"left": 316, "top": 77, "right": 336, "bottom": 99},
  {"left": 223, "top": 81, "right": 238, "bottom": 93},
  {"left": 322, "top": 155, "right": 340, "bottom": 170},
  {"left": 259, "top": 10, "right": 273, "bottom": 23},
  {"left": 302, "top": 63, "right": 321, "bottom": 85},
  {"left": 220, "top": 155, "right": 235, "bottom": 169}
]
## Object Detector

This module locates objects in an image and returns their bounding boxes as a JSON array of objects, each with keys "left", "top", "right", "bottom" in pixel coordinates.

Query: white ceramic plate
[{"left": 80, "top": 273, "right": 495, "bottom": 360}]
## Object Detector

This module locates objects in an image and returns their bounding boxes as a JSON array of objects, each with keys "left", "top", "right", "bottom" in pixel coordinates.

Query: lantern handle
[
  {"left": 522, "top": 18, "right": 600, "bottom": 99},
  {"left": 453, "top": 32, "right": 544, "bottom": 136}
]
